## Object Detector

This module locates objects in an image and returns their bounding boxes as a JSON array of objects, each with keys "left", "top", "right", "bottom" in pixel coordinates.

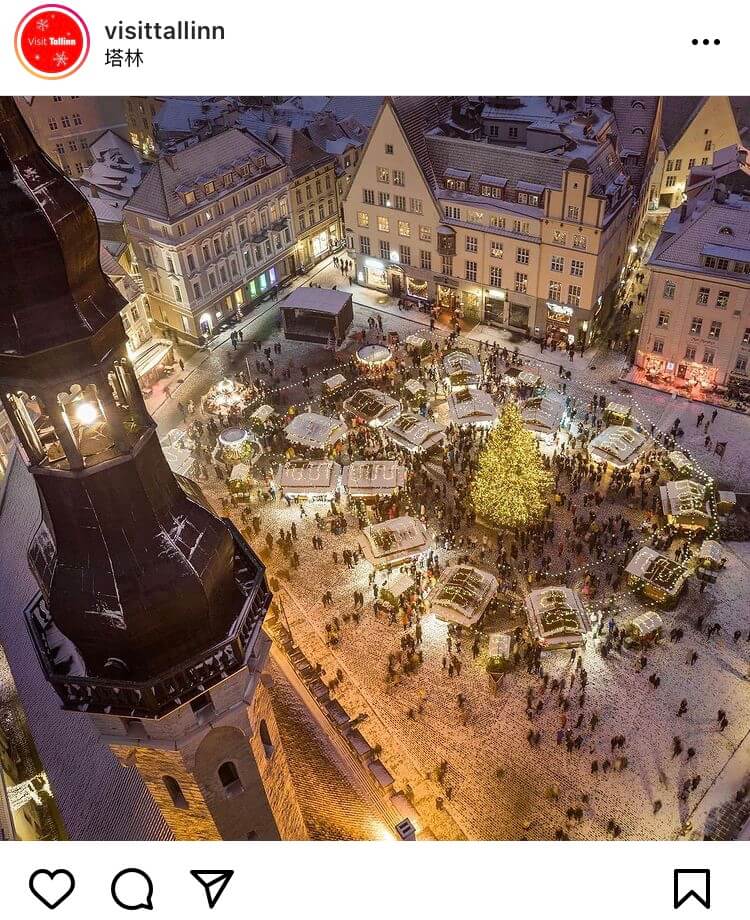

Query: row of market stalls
[{"left": 274, "top": 458, "right": 407, "bottom": 502}]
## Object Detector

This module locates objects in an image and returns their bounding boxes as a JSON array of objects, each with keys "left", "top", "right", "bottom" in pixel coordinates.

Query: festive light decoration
[{"left": 471, "top": 403, "right": 554, "bottom": 529}]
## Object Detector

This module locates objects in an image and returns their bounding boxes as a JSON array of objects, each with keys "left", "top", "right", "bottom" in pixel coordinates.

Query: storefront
[
  {"left": 437, "top": 280, "right": 460, "bottom": 310},
  {"left": 362, "top": 259, "right": 389, "bottom": 291},
  {"left": 483, "top": 290, "right": 507, "bottom": 326},
  {"left": 508, "top": 300, "right": 530, "bottom": 331},
  {"left": 545, "top": 302, "right": 574, "bottom": 345},
  {"left": 311, "top": 229, "right": 330, "bottom": 259},
  {"left": 674, "top": 361, "right": 717, "bottom": 388}
]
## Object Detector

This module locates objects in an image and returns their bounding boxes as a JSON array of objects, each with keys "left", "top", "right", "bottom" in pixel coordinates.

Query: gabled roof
[
  {"left": 389, "top": 97, "right": 459, "bottom": 188},
  {"left": 661, "top": 97, "right": 706, "bottom": 150},
  {"left": 266, "top": 126, "right": 333, "bottom": 178}
]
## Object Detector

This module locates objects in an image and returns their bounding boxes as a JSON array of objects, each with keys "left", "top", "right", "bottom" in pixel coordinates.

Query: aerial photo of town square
[{"left": 0, "top": 94, "right": 749, "bottom": 843}]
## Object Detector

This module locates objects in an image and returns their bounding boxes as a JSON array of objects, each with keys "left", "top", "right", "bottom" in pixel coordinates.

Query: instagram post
[{"left": 0, "top": 0, "right": 747, "bottom": 915}]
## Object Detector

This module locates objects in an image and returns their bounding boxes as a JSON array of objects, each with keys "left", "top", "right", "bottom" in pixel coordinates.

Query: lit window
[
  {"left": 378, "top": 216, "right": 390, "bottom": 232},
  {"left": 357, "top": 211, "right": 369, "bottom": 228},
  {"left": 398, "top": 220, "right": 411, "bottom": 237},
  {"left": 377, "top": 167, "right": 390, "bottom": 183}
]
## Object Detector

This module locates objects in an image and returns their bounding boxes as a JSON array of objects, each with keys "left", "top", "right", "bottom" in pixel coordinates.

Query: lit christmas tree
[{"left": 471, "top": 403, "right": 553, "bottom": 529}]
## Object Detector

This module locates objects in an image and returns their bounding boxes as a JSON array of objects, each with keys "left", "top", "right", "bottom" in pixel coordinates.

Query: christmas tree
[{"left": 471, "top": 403, "right": 553, "bottom": 529}]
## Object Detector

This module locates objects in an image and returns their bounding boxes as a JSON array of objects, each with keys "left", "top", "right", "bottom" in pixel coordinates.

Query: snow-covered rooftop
[
  {"left": 429, "top": 565, "right": 498, "bottom": 627},
  {"left": 588, "top": 425, "right": 648, "bottom": 468},
  {"left": 284, "top": 413, "right": 347, "bottom": 449},
  {"left": 276, "top": 459, "right": 341, "bottom": 496}
]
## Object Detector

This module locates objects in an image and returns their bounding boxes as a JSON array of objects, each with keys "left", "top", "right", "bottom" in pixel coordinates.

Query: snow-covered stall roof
[
  {"left": 517, "top": 370, "right": 542, "bottom": 388},
  {"left": 386, "top": 413, "right": 445, "bottom": 452},
  {"left": 447, "top": 388, "right": 497, "bottom": 427},
  {"left": 625, "top": 547, "right": 688, "bottom": 597},
  {"left": 629, "top": 610, "right": 663, "bottom": 638},
  {"left": 522, "top": 393, "right": 565, "bottom": 436},
  {"left": 525, "top": 586, "right": 589, "bottom": 650},
  {"left": 343, "top": 460, "right": 407, "bottom": 497},
  {"left": 405, "top": 333, "right": 428, "bottom": 350},
  {"left": 284, "top": 412, "right": 347, "bottom": 449},
  {"left": 323, "top": 373, "right": 347, "bottom": 391},
  {"left": 356, "top": 344, "right": 392, "bottom": 367},
  {"left": 250, "top": 404, "right": 275, "bottom": 423},
  {"left": 403, "top": 378, "right": 426, "bottom": 396},
  {"left": 363, "top": 516, "right": 430, "bottom": 568},
  {"left": 698, "top": 539, "right": 726, "bottom": 568},
  {"left": 428, "top": 565, "right": 498, "bottom": 627},
  {"left": 276, "top": 459, "right": 341, "bottom": 497},
  {"left": 588, "top": 425, "right": 648, "bottom": 468},
  {"left": 442, "top": 350, "right": 481, "bottom": 387},
  {"left": 667, "top": 450, "right": 694, "bottom": 476},
  {"left": 659, "top": 479, "right": 711, "bottom": 528},
  {"left": 342, "top": 388, "right": 401, "bottom": 427}
]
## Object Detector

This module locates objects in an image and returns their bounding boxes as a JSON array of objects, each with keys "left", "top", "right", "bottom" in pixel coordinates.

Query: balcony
[{"left": 25, "top": 521, "right": 272, "bottom": 719}]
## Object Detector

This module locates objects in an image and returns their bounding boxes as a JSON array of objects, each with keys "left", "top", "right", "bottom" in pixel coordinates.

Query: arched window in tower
[
  {"left": 218, "top": 761, "right": 243, "bottom": 798},
  {"left": 259, "top": 719, "right": 274, "bottom": 758},
  {"left": 163, "top": 776, "right": 189, "bottom": 810}
]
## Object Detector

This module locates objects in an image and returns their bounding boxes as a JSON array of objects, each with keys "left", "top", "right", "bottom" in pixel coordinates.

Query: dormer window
[
  {"left": 444, "top": 168, "right": 470, "bottom": 193},
  {"left": 184, "top": 190, "right": 196, "bottom": 206},
  {"left": 631, "top": 100, "right": 645, "bottom": 109},
  {"left": 203, "top": 181, "right": 215, "bottom": 195},
  {"left": 257, "top": 155, "right": 267, "bottom": 169},
  {"left": 223, "top": 172, "right": 233, "bottom": 187},
  {"left": 719, "top": 226, "right": 734, "bottom": 236}
]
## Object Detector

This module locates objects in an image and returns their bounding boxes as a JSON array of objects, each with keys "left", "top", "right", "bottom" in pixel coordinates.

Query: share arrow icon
[{"left": 190, "top": 870, "right": 234, "bottom": 909}]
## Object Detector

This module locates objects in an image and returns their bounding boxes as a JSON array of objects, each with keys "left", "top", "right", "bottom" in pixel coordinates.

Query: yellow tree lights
[{"left": 471, "top": 404, "right": 553, "bottom": 530}]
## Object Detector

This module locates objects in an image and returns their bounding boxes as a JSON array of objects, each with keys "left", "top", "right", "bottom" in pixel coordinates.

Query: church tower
[{"left": 0, "top": 99, "right": 306, "bottom": 840}]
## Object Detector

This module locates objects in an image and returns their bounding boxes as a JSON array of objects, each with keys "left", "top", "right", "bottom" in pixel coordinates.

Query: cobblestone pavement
[{"left": 161, "top": 261, "right": 750, "bottom": 840}]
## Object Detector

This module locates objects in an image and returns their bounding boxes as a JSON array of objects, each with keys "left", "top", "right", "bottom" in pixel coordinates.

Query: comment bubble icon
[{"left": 111, "top": 868, "right": 154, "bottom": 911}]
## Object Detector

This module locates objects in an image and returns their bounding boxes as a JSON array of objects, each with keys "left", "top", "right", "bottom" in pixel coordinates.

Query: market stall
[
  {"left": 666, "top": 450, "right": 695, "bottom": 478},
  {"left": 280, "top": 287, "right": 353, "bottom": 345},
  {"left": 204, "top": 377, "right": 249, "bottom": 416},
  {"left": 404, "top": 334, "right": 432, "bottom": 358},
  {"left": 283, "top": 412, "right": 347, "bottom": 451},
  {"left": 342, "top": 460, "right": 406, "bottom": 499},
  {"left": 275, "top": 459, "right": 341, "bottom": 499},
  {"left": 323, "top": 373, "right": 347, "bottom": 395},
  {"left": 446, "top": 388, "right": 497, "bottom": 427},
  {"left": 386, "top": 413, "right": 445, "bottom": 453},
  {"left": 698, "top": 539, "right": 727, "bottom": 570},
  {"left": 626, "top": 610, "right": 663, "bottom": 646},
  {"left": 603, "top": 401, "right": 634, "bottom": 426},
  {"left": 402, "top": 378, "right": 427, "bottom": 405},
  {"left": 521, "top": 392, "right": 566, "bottom": 441},
  {"left": 362, "top": 516, "right": 430, "bottom": 569},
  {"left": 587, "top": 425, "right": 649, "bottom": 468},
  {"left": 342, "top": 388, "right": 402, "bottom": 428},
  {"left": 625, "top": 546, "right": 688, "bottom": 608},
  {"left": 428, "top": 565, "right": 498, "bottom": 627},
  {"left": 525, "top": 586, "right": 589, "bottom": 650},
  {"left": 659, "top": 480, "right": 712, "bottom": 531},
  {"left": 516, "top": 370, "right": 543, "bottom": 393},
  {"left": 442, "top": 349, "right": 481, "bottom": 390},
  {"left": 228, "top": 462, "right": 254, "bottom": 501},
  {"left": 214, "top": 427, "right": 263, "bottom": 466}
]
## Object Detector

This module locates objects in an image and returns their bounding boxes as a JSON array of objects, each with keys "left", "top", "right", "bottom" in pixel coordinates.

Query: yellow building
[{"left": 343, "top": 98, "right": 634, "bottom": 346}]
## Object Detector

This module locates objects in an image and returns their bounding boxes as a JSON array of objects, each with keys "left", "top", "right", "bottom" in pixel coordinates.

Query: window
[
  {"left": 399, "top": 245, "right": 411, "bottom": 265},
  {"left": 567, "top": 206, "right": 580, "bottom": 222},
  {"left": 665, "top": 176, "right": 676, "bottom": 188},
  {"left": 48, "top": 116, "right": 58, "bottom": 131},
  {"left": 567, "top": 285, "right": 582, "bottom": 307},
  {"left": 181, "top": 315, "right": 191, "bottom": 334},
  {"left": 410, "top": 198, "right": 423, "bottom": 214},
  {"left": 420, "top": 250, "right": 432, "bottom": 270},
  {"left": 490, "top": 215, "right": 505, "bottom": 229},
  {"left": 662, "top": 280, "right": 675, "bottom": 299},
  {"left": 398, "top": 220, "right": 411, "bottom": 237},
  {"left": 657, "top": 311, "right": 670, "bottom": 327},
  {"left": 385, "top": 144, "right": 394, "bottom": 155},
  {"left": 378, "top": 191, "right": 391, "bottom": 207},
  {"left": 553, "top": 230, "right": 567, "bottom": 244},
  {"left": 441, "top": 255, "right": 453, "bottom": 276},
  {"left": 744, "top": 327, "right": 750, "bottom": 344},
  {"left": 666, "top": 160, "right": 674, "bottom": 172},
  {"left": 419, "top": 226, "right": 432, "bottom": 242},
  {"left": 466, "top": 235, "right": 478, "bottom": 253},
  {"left": 72, "top": 113, "right": 82, "bottom": 126},
  {"left": 394, "top": 195, "right": 406, "bottom": 210},
  {"left": 489, "top": 265, "right": 502, "bottom": 287},
  {"left": 360, "top": 235, "right": 371, "bottom": 255},
  {"left": 719, "top": 226, "right": 734, "bottom": 236},
  {"left": 688, "top": 158, "right": 696, "bottom": 168},
  {"left": 569, "top": 259, "right": 585, "bottom": 278},
  {"left": 363, "top": 189, "right": 374, "bottom": 204},
  {"left": 259, "top": 720, "right": 274, "bottom": 758},
  {"left": 674, "top": 159, "right": 682, "bottom": 171},
  {"left": 708, "top": 320, "right": 722, "bottom": 338},
  {"left": 697, "top": 287, "right": 709, "bottom": 305},
  {"left": 163, "top": 776, "right": 189, "bottom": 809},
  {"left": 653, "top": 338, "right": 664, "bottom": 354},
  {"left": 701, "top": 157, "right": 709, "bottom": 166},
  {"left": 549, "top": 280, "right": 562, "bottom": 301},
  {"left": 573, "top": 234, "right": 587, "bottom": 251},
  {"left": 515, "top": 272, "right": 528, "bottom": 294},
  {"left": 445, "top": 205, "right": 461, "bottom": 220},
  {"left": 705, "top": 140, "right": 712, "bottom": 152},
  {"left": 512, "top": 219, "right": 530, "bottom": 235},
  {"left": 218, "top": 762, "right": 243, "bottom": 798},
  {"left": 685, "top": 345, "right": 696, "bottom": 361},
  {"left": 735, "top": 355, "right": 748, "bottom": 373},
  {"left": 690, "top": 317, "right": 703, "bottom": 335},
  {"left": 173, "top": 284, "right": 182, "bottom": 304},
  {"left": 166, "top": 256, "right": 175, "bottom": 274},
  {"left": 516, "top": 247, "right": 530, "bottom": 265},
  {"left": 393, "top": 169, "right": 405, "bottom": 186},
  {"left": 377, "top": 167, "right": 390, "bottom": 183},
  {"left": 703, "top": 349, "right": 715, "bottom": 365},
  {"left": 192, "top": 281, "right": 201, "bottom": 299},
  {"left": 357, "top": 211, "right": 369, "bottom": 228},
  {"left": 716, "top": 290, "right": 729, "bottom": 308},
  {"left": 61, "top": 114, "right": 71, "bottom": 128},
  {"left": 379, "top": 240, "right": 390, "bottom": 260},
  {"left": 509, "top": 126, "right": 519, "bottom": 138},
  {"left": 465, "top": 260, "right": 477, "bottom": 282},
  {"left": 551, "top": 255, "right": 564, "bottom": 272},
  {"left": 378, "top": 215, "right": 390, "bottom": 232}
]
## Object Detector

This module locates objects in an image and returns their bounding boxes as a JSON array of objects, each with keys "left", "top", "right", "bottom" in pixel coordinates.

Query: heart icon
[{"left": 29, "top": 869, "right": 76, "bottom": 910}]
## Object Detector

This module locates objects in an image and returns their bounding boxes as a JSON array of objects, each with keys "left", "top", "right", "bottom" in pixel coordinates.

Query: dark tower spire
[{"left": 0, "top": 97, "right": 306, "bottom": 840}]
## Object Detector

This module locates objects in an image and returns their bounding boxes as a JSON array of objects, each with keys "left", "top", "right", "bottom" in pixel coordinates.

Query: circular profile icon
[{"left": 15, "top": 5, "right": 90, "bottom": 79}]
